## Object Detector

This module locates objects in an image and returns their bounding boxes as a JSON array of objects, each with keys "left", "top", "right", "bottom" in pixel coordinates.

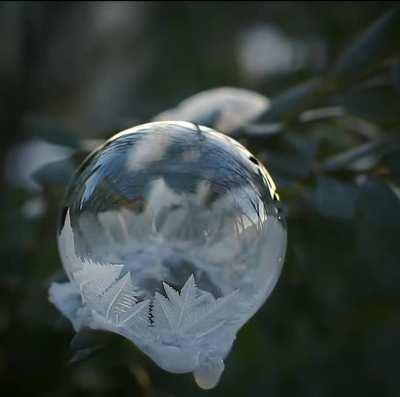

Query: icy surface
[
  {"left": 49, "top": 121, "right": 287, "bottom": 388},
  {"left": 154, "top": 87, "right": 269, "bottom": 133}
]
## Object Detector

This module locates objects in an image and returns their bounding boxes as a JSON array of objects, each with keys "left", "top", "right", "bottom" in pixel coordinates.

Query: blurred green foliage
[{"left": 1, "top": 2, "right": 400, "bottom": 397}]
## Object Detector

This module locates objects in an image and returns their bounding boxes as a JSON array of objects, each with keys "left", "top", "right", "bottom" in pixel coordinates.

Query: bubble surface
[{"left": 51, "top": 121, "right": 287, "bottom": 389}]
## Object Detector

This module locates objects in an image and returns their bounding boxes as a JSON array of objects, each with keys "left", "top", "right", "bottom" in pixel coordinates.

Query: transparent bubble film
[{"left": 49, "top": 121, "right": 287, "bottom": 389}]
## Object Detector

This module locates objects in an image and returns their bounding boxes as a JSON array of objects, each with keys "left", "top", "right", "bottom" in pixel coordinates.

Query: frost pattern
[
  {"left": 74, "top": 263, "right": 151, "bottom": 338},
  {"left": 50, "top": 237, "right": 243, "bottom": 389},
  {"left": 51, "top": 210, "right": 251, "bottom": 388},
  {"left": 153, "top": 275, "right": 240, "bottom": 340},
  {"left": 69, "top": 261, "right": 242, "bottom": 344}
]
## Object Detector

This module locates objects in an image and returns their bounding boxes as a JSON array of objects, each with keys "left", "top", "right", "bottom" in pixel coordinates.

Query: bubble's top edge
[{"left": 108, "top": 121, "right": 208, "bottom": 143}]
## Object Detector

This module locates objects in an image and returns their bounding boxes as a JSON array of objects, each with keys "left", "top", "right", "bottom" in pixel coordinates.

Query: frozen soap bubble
[{"left": 49, "top": 121, "right": 287, "bottom": 389}]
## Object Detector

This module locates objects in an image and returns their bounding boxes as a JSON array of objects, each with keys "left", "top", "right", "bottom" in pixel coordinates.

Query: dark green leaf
[
  {"left": 299, "top": 106, "right": 345, "bottom": 123},
  {"left": 321, "top": 139, "right": 398, "bottom": 172},
  {"left": 356, "top": 179, "right": 400, "bottom": 296},
  {"left": 391, "top": 62, "right": 400, "bottom": 95},
  {"left": 231, "top": 122, "right": 283, "bottom": 140},
  {"left": 264, "top": 134, "right": 317, "bottom": 184},
  {"left": 257, "top": 79, "right": 323, "bottom": 123},
  {"left": 28, "top": 118, "right": 83, "bottom": 149},
  {"left": 312, "top": 176, "right": 359, "bottom": 220},
  {"left": 332, "top": 8, "right": 400, "bottom": 80},
  {"left": 381, "top": 149, "right": 400, "bottom": 177},
  {"left": 31, "top": 157, "right": 76, "bottom": 188},
  {"left": 69, "top": 329, "right": 110, "bottom": 364},
  {"left": 336, "top": 85, "right": 400, "bottom": 126}
]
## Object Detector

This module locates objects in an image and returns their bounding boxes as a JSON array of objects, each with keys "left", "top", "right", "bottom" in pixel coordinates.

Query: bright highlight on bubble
[{"left": 49, "top": 121, "right": 287, "bottom": 389}]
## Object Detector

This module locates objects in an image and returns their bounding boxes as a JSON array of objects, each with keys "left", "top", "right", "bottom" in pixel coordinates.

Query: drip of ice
[{"left": 49, "top": 121, "right": 287, "bottom": 389}]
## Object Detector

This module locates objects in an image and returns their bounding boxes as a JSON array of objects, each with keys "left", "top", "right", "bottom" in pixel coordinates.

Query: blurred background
[{"left": 1, "top": 2, "right": 400, "bottom": 396}]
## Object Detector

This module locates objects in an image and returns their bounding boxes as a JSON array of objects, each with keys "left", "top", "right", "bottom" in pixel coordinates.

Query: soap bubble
[{"left": 49, "top": 121, "right": 287, "bottom": 389}]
